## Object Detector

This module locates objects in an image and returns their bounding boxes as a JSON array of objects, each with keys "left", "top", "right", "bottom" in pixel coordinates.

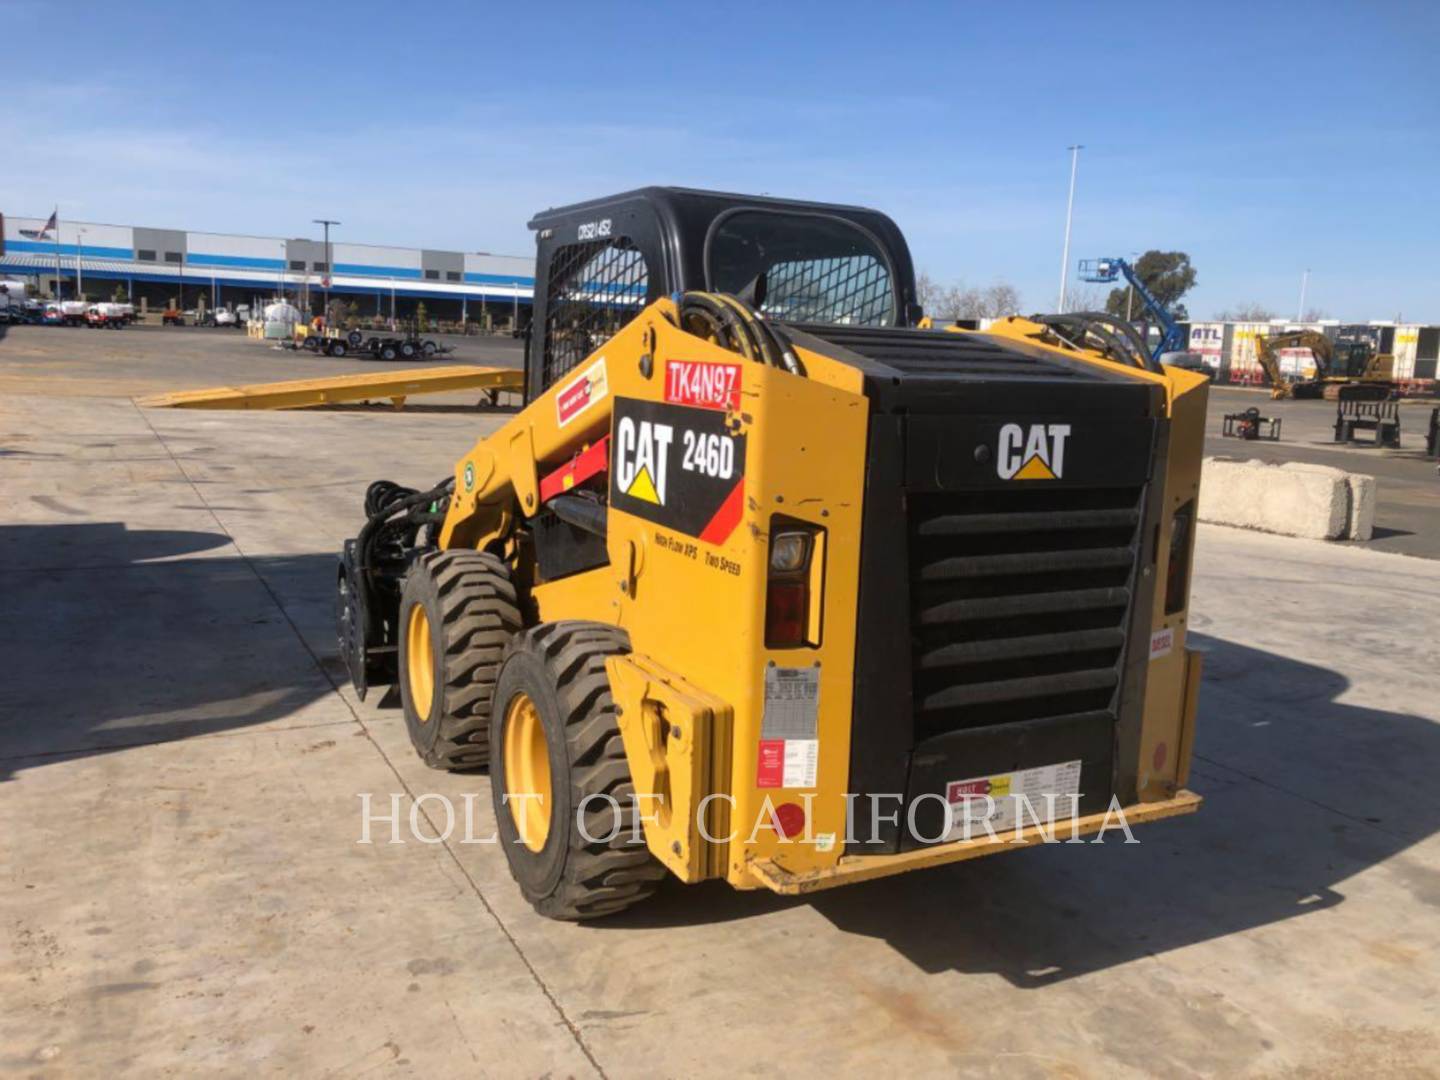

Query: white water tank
[{"left": 262, "top": 301, "right": 301, "bottom": 339}]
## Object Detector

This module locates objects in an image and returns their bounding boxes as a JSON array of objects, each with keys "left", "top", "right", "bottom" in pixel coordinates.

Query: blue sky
[{"left": 4, "top": 0, "right": 1437, "bottom": 321}]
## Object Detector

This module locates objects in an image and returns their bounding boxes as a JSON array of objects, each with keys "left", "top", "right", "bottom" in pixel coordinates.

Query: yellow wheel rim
[
  {"left": 503, "top": 693, "right": 552, "bottom": 851},
  {"left": 405, "top": 603, "right": 435, "bottom": 720}
]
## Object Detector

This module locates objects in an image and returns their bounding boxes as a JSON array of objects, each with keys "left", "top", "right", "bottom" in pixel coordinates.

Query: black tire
[
  {"left": 347, "top": 329, "right": 363, "bottom": 348},
  {"left": 399, "top": 341, "right": 418, "bottom": 360},
  {"left": 380, "top": 345, "right": 398, "bottom": 361},
  {"left": 328, "top": 340, "right": 348, "bottom": 357},
  {"left": 399, "top": 550, "right": 523, "bottom": 769},
  {"left": 490, "top": 622, "right": 667, "bottom": 920},
  {"left": 422, "top": 340, "right": 438, "bottom": 357},
  {"left": 303, "top": 336, "right": 319, "bottom": 351}
]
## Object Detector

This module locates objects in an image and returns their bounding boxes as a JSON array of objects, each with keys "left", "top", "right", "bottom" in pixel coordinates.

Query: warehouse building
[{"left": 0, "top": 214, "right": 535, "bottom": 328}]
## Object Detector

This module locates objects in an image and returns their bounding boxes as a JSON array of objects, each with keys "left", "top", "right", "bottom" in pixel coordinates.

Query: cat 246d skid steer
[{"left": 338, "top": 188, "right": 1208, "bottom": 919}]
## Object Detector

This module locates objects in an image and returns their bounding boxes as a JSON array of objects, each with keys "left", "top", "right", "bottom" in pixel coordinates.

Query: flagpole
[{"left": 54, "top": 207, "right": 62, "bottom": 300}]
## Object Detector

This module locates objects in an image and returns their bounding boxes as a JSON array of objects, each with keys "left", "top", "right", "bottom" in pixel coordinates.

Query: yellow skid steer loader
[{"left": 337, "top": 188, "right": 1208, "bottom": 919}]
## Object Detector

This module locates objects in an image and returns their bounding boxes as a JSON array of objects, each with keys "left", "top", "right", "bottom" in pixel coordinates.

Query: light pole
[
  {"left": 1297, "top": 269, "right": 1310, "bottom": 322},
  {"left": 76, "top": 227, "right": 87, "bottom": 300},
  {"left": 1124, "top": 250, "right": 1140, "bottom": 321},
  {"left": 1057, "top": 144, "right": 1083, "bottom": 313},
  {"left": 314, "top": 218, "right": 340, "bottom": 321}
]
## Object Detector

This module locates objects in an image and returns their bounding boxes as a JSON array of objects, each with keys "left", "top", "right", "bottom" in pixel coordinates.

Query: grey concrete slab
[
  {"left": 0, "top": 726, "right": 599, "bottom": 1078},
  {"left": 2, "top": 329, "right": 1439, "bottom": 1075}
]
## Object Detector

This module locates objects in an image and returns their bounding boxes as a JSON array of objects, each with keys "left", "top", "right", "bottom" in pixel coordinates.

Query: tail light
[
  {"left": 1164, "top": 500, "right": 1195, "bottom": 615},
  {"left": 765, "top": 522, "right": 822, "bottom": 648}
]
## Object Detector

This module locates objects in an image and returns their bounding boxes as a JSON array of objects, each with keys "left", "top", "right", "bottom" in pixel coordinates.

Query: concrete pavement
[{"left": 3, "top": 373, "right": 1439, "bottom": 1075}]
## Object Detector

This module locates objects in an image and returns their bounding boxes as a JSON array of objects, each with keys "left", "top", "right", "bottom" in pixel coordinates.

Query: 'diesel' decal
[{"left": 610, "top": 398, "right": 746, "bottom": 544}]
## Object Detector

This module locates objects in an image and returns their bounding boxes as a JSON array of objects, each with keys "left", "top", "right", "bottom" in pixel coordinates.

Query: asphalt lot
[
  {"left": 1204, "top": 385, "right": 1440, "bottom": 559},
  {"left": 2, "top": 327, "right": 1439, "bottom": 1076},
  {"left": 0, "top": 323, "right": 526, "bottom": 399}
]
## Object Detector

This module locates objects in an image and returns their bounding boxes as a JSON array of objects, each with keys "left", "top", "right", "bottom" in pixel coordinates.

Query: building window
[
  {"left": 313, "top": 261, "right": 328, "bottom": 272},
  {"left": 424, "top": 269, "right": 440, "bottom": 280},
  {"left": 137, "top": 249, "right": 157, "bottom": 262},
  {"left": 289, "top": 260, "right": 306, "bottom": 271},
  {"left": 163, "top": 251, "right": 183, "bottom": 263},
  {"left": 446, "top": 271, "right": 461, "bottom": 282}
]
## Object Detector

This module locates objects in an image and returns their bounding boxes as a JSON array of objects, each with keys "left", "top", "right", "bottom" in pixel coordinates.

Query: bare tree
[
  {"left": 917, "top": 273, "right": 1023, "bottom": 320},
  {"left": 1214, "top": 302, "right": 1277, "bottom": 322},
  {"left": 915, "top": 272, "right": 943, "bottom": 313},
  {"left": 1301, "top": 307, "right": 1330, "bottom": 322},
  {"left": 980, "top": 283, "right": 1022, "bottom": 318},
  {"left": 1061, "top": 283, "right": 1106, "bottom": 313}
]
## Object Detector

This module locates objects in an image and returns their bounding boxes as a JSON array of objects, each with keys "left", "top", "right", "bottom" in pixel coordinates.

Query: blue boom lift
[{"left": 1079, "top": 257, "right": 1185, "bottom": 363}]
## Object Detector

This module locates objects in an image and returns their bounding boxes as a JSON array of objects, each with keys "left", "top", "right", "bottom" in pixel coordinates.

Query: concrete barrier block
[
  {"left": 1280, "top": 462, "right": 1377, "bottom": 541},
  {"left": 1199, "top": 458, "right": 1376, "bottom": 541}
]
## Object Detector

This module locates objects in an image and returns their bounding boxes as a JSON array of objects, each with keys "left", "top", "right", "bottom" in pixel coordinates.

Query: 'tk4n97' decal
[
  {"left": 664, "top": 359, "right": 742, "bottom": 411},
  {"left": 611, "top": 398, "right": 746, "bottom": 544},
  {"left": 997, "top": 422, "right": 1071, "bottom": 481}
]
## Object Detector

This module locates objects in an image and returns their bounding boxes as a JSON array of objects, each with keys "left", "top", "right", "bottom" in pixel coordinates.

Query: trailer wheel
[
  {"left": 347, "top": 329, "right": 363, "bottom": 348},
  {"left": 399, "top": 341, "right": 418, "bottom": 360},
  {"left": 328, "top": 340, "right": 348, "bottom": 357},
  {"left": 422, "top": 340, "right": 438, "bottom": 357},
  {"left": 303, "top": 337, "right": 319, "bottom": 352},
  {"left": 490, "top": 622, "right": 666, "bottom": 920},
  {"left": 399, "top": 549, "right": 523, "bottom": 770},
  {"left": 380, "top": 345, "right": 398, "bottom": 361}
]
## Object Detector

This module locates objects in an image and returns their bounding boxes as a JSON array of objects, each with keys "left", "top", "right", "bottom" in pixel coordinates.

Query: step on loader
[{"left": 337, "top": 187, "right": 1208, "bottom": 919}]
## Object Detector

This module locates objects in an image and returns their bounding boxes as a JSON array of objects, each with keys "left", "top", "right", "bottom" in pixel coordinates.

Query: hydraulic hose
[
  {"left": 1036, "top": 312, "right": 1160, "bottom": 374},
  {"left": 677, "top": 292, "right": 802, "bottom": 375}
]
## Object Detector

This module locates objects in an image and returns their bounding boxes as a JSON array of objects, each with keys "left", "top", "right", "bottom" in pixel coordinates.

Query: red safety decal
[
  {"left": 539, "top": 436, "right": 610, "bottom": 503},
  {"left": 555, "top": 357, "right": 609, "bottom": 428},
  {"left": 756, "top": 740, "right": 785, "bottom": 789},
  {"left": 697, "top": 478, "right": 745, "bottom": 545},
  {"left": 665, "top": 359, "right": 742, "bottom": 411}
]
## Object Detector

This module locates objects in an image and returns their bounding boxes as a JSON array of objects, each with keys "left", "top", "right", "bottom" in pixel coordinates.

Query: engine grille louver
[{"left": 907, "top": 486, "right": 1145, "bottom": 740}]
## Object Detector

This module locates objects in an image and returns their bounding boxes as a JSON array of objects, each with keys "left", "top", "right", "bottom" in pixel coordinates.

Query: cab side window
[{"left": 541, "top": 238, "right": 650, "bottom": 390}]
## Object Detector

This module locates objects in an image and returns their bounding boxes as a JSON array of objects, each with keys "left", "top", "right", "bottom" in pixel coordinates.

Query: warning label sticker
[
  {"left": 762, "top": 666, "right": 819, "bottom": 739},
  {"left": 756, "top": 738, "right": 818, "bottom": 789},
  {"left": 756, "top": 666, "right": 821, "bottom": 789},
  {"left": 943, "top": 759, "right": 1082, "bottom": 837},
  {"left": 555, "top": 357, "right": 608, "bottom": 428},
  {"left": 1150, "top": 627, "right": 1174, "bottom": 661}
]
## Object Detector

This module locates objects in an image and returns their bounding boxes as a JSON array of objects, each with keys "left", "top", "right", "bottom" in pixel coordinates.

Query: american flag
[{"left": 20, "top": 211, "right": 58, "bottom": 241}]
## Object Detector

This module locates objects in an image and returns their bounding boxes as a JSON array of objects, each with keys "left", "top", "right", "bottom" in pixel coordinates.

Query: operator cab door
[{"left": 525, "top": 199, "right": 672, "bottom": 403}]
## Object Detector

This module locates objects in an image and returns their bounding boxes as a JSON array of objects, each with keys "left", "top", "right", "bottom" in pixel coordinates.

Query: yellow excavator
[
  {"left": 1255, "top": 329, "right": 1396, "bottom": 400},
  {"left": 337, "top": 187, "right": 1207, "bottom": 919}
]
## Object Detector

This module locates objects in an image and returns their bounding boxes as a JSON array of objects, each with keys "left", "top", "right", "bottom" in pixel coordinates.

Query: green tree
[
  {"left": 112, "top": 283, "right": 129, "bottom": 303},
  {"left": 416, "top": 302, "right": 429, "bottom": 332},
  {"left": 1104, "top": 251, "right": 1196, "bottom": 322}
]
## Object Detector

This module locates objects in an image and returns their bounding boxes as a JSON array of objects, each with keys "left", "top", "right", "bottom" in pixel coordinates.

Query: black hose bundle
[
  {"left": 1035, "top": 311, "right": 1162, "bottom": 374},
  {"left": 356, "top": 477, "right": 453, "bottom": 573},
  {"left": 677, "top": 292, "right": 801, "bottom": 375}
]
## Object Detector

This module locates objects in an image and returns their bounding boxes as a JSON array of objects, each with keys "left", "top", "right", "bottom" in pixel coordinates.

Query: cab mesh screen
[
  {"left": 542, "top": 239, "right": 649, "bottom": 389},
  {"left": 759, "top": 254, "right": 892, "bottom": 327}
]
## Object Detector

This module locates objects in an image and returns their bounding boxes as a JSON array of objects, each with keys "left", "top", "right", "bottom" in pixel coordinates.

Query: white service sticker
[
  {"left": 944, "top": 759, "right": 1082, "bottom": 837},
  {"left": 761, "top": 665, "right": 819, "bottom": 739},
  {"left": 1150, "top": 627, "right": 1175, "bottom": 661}
]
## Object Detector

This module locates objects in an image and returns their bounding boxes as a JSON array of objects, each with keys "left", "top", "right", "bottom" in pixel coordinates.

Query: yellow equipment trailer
[{"left": 337, "top": 188, "right": 1208, "bottom": 919}]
